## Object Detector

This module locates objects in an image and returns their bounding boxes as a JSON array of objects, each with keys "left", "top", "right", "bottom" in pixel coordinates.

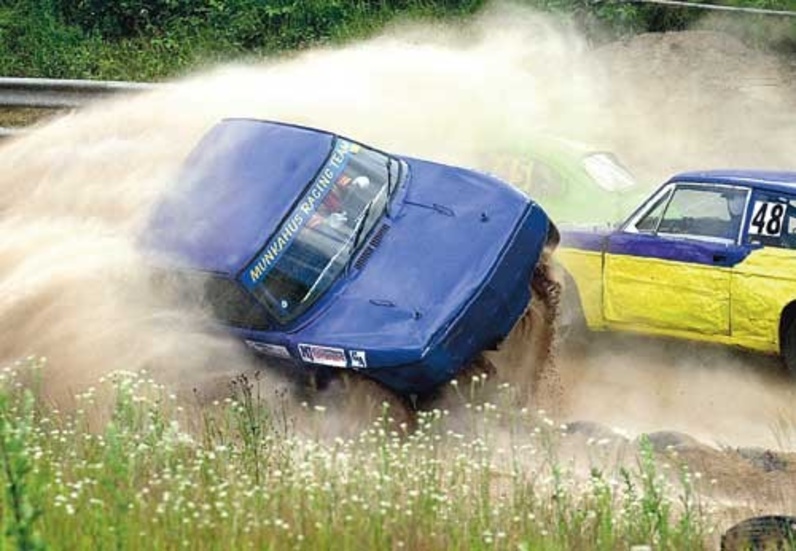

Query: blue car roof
[
  {"left": 145, "top": 119, "right": 334, "bottom": 274},
  {"left": 671, "top": 170, "right": 796, "bottom": 195}
]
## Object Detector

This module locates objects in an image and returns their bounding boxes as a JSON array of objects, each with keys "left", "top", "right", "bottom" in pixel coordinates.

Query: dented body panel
[
  {"left": 732, "top": 248, "right": 796, "bottom": 350},
  {"left": 558, "top": 170, "right": 796, "bottom": 360}
]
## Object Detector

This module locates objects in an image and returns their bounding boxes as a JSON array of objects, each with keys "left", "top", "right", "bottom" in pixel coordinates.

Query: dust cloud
[
  {"left": 0, "top": 2, "right": 794, "bottom": 446},
  {"left": 559, "top": 335, "right": 796, "bottom": 449}
]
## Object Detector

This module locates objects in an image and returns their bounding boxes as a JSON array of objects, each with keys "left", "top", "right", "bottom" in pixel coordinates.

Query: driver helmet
[
  {"left": 328, "top": 211, "right": 348, "bottom": 229},
  {"left": 352, "top": 176, "right": 371, "bottom": 189},
  {"left": 728, "top": 194, "right": 746, "bottom": 217}
]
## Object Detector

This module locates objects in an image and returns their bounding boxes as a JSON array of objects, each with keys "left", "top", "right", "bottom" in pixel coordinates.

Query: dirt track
[
  {"left": 558, "top": 334, "right": 796, "bottom": 521},
  {"left": 584, "top": 30, "right": 796, "bottom": 186}
]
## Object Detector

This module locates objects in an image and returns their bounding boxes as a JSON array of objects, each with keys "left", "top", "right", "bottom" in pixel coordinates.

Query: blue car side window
[{"left": 158, "top": 271, "right": 272, "bottom": 330}]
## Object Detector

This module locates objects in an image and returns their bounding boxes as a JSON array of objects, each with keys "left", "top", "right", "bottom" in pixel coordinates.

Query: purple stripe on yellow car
[
  {"left": 560, "top": 228, "right": 608, "bottom": 251},
  {"left": 606, "top": 233, "right": 752, "bottom": 267}
]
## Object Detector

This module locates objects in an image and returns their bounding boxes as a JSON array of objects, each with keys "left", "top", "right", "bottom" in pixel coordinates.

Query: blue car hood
[
  {"left": 144, "top": 119, "right": 333, "bottom": 273},
  {"left": 294, "top": 158, "right": 532, "bottom": 366}
]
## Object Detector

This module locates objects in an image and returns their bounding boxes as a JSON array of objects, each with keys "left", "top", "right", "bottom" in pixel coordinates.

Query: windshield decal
[{"left": 240, "top": 139, "right": 354, "bottom": 290}]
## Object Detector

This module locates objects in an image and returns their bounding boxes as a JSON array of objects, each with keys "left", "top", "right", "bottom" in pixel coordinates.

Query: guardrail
[
  {"left": 0, "top": 77, "right": 154, "bottom": 109},
  {"left": 0, "top": 77, "right": 156, "bottom": 140},
  {"left": 0, "top": 127, "right": 20, "bottom": 138}
]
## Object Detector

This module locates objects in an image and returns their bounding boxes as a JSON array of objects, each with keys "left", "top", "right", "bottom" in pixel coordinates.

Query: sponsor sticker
[
  {"left": 298, "top": 344, "right": 348, "bottom": 368},
  {"left": 241, "top": 139, "right": 354, "bottom": 291},
  {"left": 349, "top": 350, "right": 367, "bottom": 368},
  {"left": 244, "top": 340, "right": 292, "bottom": 359}
]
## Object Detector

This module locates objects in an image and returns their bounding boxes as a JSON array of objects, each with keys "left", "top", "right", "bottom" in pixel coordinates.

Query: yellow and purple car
[{"left": 557, "top": 170, "right": 796, "bottom": 373}]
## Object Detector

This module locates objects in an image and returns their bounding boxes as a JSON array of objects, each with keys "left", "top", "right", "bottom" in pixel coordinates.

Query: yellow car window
[
  {"left": 658, "top": 186, "right": 746, "bottom": 242},
  {"left": 635, "top": 188, "right": 671, "bottom": 232}
]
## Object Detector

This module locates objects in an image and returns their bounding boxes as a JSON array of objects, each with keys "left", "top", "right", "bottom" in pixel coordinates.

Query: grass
[
  {"left": 0, "top": 358, "right": 716, "bottom": 550},
  {"left": 0, "top": 1, "right": 485, "bottom": 82},
  {"left": 2, "top": 1, "right": 794, "bottom": 82},
  {"left": 0, "top": 108, "right": 59, "bottom": 129}
]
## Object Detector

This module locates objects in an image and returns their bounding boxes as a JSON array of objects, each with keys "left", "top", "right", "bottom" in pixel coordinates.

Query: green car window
[{"left": 582, "top": 153, "right": 636, "bottom": 192}]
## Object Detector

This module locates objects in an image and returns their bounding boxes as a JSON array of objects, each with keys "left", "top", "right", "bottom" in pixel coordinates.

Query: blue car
[{"left": 144, "top": 119, "right": 558, "bottom": 399}]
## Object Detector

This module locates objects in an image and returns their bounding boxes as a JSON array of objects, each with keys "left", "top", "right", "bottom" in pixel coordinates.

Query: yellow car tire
[{"left": 782, "top": 316, "right": 796, "bottom": 376}]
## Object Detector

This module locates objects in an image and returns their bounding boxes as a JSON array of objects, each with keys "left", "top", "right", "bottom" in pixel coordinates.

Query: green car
[{"left": 479, "top": 136, "right": 642, "bottom": 225}]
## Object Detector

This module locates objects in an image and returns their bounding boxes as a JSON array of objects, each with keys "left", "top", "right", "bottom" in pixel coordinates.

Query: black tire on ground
[
  {"left": 721, "top": 515, "right": 796, "bottom": 550},
  {"left": 781, "top": 314, "right": 796, "bottom": 377},
  {"left": 557, "top": 268, "right": 589, "bottom": 349}
]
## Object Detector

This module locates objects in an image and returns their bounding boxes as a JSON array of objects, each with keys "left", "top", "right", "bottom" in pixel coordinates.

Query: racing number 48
[{"left": 750, "top": 201, "right": 786, "bottom": 237}]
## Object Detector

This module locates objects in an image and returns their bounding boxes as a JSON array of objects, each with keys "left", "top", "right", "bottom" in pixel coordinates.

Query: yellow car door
[
  {"left": 603, "top": 184, "right": 749, "bottom": 336},
  {"left": 732, "top": 191, "right": 796, "bottom": 352}
]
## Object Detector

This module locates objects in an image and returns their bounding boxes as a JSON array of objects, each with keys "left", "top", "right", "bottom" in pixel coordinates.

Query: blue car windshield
[{"left": 241, "top": 138, "right": 397, "bottom": 324}]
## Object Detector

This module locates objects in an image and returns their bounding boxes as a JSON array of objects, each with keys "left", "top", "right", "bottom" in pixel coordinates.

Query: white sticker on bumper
[
  {"left": 245, "top": 340, "right": 291, "bottom": 359},
  {"left": 298, "top": 344, "right": 348, "bottom": 368},
  {"left": 349, "top": 350, "right": 367, "bottom": 368}
]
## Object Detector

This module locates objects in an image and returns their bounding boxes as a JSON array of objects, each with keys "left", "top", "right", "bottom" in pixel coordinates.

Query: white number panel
[{"left": 749, "top": 200, "right": 786, "bottom": 237}]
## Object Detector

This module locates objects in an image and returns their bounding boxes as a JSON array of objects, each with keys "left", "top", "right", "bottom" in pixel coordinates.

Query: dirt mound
[{"left": 584, "top": 31, "right": 796, "bottom": 184}]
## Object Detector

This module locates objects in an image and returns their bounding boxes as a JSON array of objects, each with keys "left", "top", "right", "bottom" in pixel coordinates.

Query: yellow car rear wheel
[{"left": 781, "top": 315, "right": 796, "bottom": 376}]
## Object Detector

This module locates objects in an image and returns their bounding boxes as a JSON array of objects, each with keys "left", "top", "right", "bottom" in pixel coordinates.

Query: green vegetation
[
  {"left": 0, "top": 1, "right": 793, "bottom": 81},
  {"left": 0, "top": 359, "right": 713, "bottom": 550},
  {"left": 0, "top": 1, "right": 484, "bottom": 80}
]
